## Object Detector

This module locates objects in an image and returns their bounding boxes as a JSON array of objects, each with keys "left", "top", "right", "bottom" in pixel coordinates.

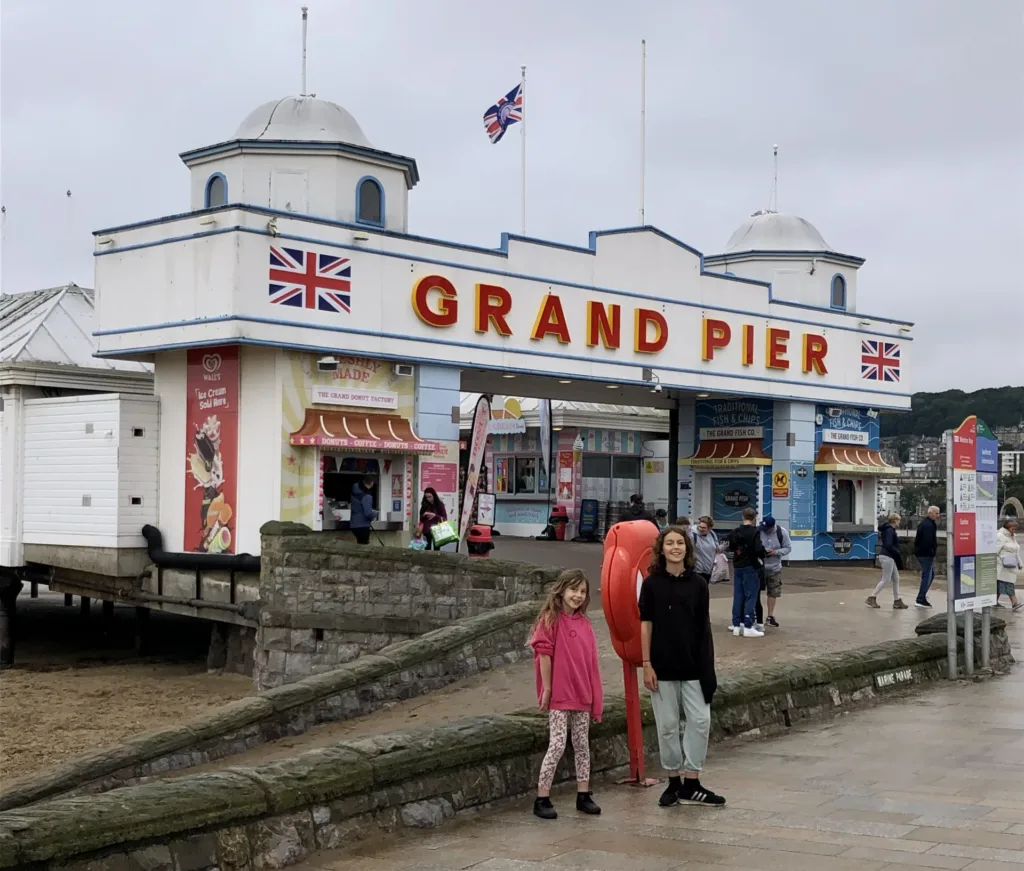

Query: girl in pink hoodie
[{"left": 529, "top": 568, "right": 604, "bottom": 820}]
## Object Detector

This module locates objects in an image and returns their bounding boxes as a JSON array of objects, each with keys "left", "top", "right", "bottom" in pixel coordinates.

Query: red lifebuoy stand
[{"left": 600, "top": 519, "right": 659, "bottom": 786}]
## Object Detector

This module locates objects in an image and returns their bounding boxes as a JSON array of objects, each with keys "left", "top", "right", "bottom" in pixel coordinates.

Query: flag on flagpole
[{"left": 483, "top": 83, "right": 523, "bottom": 144}]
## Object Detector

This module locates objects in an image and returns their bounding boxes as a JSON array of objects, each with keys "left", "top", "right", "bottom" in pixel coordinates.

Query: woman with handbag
[
  {"left": 996, "top": 518, "right": 1023, "bottom": 612},
  {"left": 418, "top": 487, "right": 448, "bottom": 550}
]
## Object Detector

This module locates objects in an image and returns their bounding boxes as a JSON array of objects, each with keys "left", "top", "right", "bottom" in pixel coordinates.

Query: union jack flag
[
  {"left": 483, "top": 83, "right": 523, "bottom": 144},
  {"left": 861, "top": 340, "right": 901, "bottom": 382},
  {"left": 268, "top": 246, "right": 351, "bottom": 313}
]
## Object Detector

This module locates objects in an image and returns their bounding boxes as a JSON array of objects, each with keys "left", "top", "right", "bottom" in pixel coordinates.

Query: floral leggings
[{"left": 537, "top": 709, "right": 591, "bottom": 792}]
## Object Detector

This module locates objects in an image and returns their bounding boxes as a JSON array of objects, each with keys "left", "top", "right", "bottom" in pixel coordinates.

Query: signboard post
[{"left": 946, "top": 415, "right": 999, "bottom": 679}]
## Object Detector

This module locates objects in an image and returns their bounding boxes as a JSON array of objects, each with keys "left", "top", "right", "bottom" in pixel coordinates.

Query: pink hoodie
[{"left": 529, "top": 610, "right": 604, "bottom": 720}]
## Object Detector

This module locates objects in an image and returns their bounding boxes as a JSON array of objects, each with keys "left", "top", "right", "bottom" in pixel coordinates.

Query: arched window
[
  {"left": 830, "top": 274, "right": 847, "bottom": 310},
  {"left": 204, "top": 173, "right": 228, "bottom": 208},
  {"left": 356, "top": 176, "right": 384, "bottom": 225}
]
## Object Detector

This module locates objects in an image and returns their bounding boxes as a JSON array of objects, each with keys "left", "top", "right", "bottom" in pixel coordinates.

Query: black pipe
[{"left": 141, "top": 525, "right": 260, "bottom": 574}]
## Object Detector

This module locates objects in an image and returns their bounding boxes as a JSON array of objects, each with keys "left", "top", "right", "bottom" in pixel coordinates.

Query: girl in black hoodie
[{"left": 867, "top": 512, "right": 907, "bottom": 609}]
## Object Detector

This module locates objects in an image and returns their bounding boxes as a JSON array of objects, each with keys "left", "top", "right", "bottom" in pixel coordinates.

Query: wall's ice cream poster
[{"left": 184, "top": 346, "right": 239, "bottom": 552}]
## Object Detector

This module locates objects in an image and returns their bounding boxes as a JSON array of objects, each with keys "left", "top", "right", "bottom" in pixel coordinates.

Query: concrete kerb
[
  {"left": 0, "top": 599, "right": 543, "bottom": 813},
  {"left": 0, "top": 629, "right": 1013, "bottom": 870}
]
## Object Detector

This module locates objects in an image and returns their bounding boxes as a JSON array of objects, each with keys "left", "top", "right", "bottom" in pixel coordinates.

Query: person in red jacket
[{"left": 529, "top": 569, "right": 604, "bottom": 820}]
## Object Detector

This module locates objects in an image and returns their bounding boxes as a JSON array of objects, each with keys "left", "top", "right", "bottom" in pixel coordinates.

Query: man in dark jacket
[
  {"left": 618, "top": 494, "right": 659, "bottom": 530},
  {"left": 726, "top": 507, "right": 765, "bottom": 636},
  {"left": 914, "top": 506, "right": 940, "bottom": 608},
  {"left": 349, "top": 476, "right": 377, "bottom": 545}
]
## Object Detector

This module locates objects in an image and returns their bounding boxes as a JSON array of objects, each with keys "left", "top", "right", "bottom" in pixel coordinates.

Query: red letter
[
  {"left": 411, "top": 275, "right": 458, "bottom": 328},
  {"left": 766, "top": 327, "right": 790, "bottom": 370},
  {"left": 802, "top": 333, "right": 829, "bottom": 375},
  {"left": 474, "top": 283, "right": 512, "bottom": 335},
  {"left": 634, "top": 309, "right": 668, "bottom": 354},
  {"left": 586, "top": 301, "right": 621, "bottom": 349},
  {"left": 702, "top": 318, "right": 731, "bottom": 361},
  {"left": 530, "top": 294, "right": 571, "bottom": 343},
  {"left": 741, "top": 324, "right": 755, "bottom": 366}
]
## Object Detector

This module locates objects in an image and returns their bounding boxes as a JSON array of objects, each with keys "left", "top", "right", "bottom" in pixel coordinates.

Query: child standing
[
  {"left": 407, "top": 525, "right": 428, "bottom": 551},
  {"left": 529, "top": 569, "right": 604, "bottom": 820}
]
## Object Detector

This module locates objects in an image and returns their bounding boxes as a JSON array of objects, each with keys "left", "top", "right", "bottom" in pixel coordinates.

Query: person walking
[
  {"left": 639, "top": 526, "right": 726, "bottom": 807},
  {"left": 348, "top": 475, "right": 377, "bottom": 545},
  {"left": 867, "top": 513, "right": 907, "bottom": 609},
  {"left": 618, "top": 493, "right": 659, "bottom": 530},
  {"left": 727, "top": 508, "right": 765, "bottom": 637},
  {"left": 914, "top": 506, "right": 940, "bottom": 608},
  {"left": 530, "top": 569, "right": 604, "bottom": 820},
  {"left": 418, "top": 487, "right": 448, "bottom": 550},
  {"left": 996, "top": 518, "right": 1023, "bottom": 612},
  {"left": 755, "top": 516, "right": 791, "bottom": 628},
  {"left": 693, "top": 517, "right": 720, "bottom": 585}
]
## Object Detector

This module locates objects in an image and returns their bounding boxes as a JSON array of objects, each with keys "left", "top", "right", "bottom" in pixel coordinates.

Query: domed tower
[
  {"left": 704, "top": 209, "right": 865, "bottom": 313},
  {"left": 178, "top": 94, "right": 418, "bottom": 231}
]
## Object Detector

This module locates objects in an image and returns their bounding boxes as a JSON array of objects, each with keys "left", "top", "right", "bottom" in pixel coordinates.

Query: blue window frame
[
  {"left": 830, "top": 273, "right": 847, "bottom": 310},
  {"left": 355, "top": 176, "right": 384, "bottom": 226},
  {"left": 204, "top": 173, "right": 228, "bottom": 208}
]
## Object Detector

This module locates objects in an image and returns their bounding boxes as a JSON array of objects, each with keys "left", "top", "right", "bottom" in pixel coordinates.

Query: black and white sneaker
[
  {"left": 659, "top": 781, "right": 680, "bottom": 807},
  {"left": 915, "top": 599, "right": 932, "bottom": 608},
  {"left": 677, "top": 779, "right": 726, "bottom": 806}
]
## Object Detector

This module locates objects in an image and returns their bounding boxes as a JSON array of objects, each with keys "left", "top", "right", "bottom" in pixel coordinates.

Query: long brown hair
[
  {"left": 649, "top": 525, "right": 696, "bottom": 575},
  {"left": 533, "top": 568, "right": 591, "bottom": 631}
]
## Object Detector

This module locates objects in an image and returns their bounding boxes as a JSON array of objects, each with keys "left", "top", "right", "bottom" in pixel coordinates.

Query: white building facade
[{"left": 89, "top": 92, "right": 912, "bottom": 562}]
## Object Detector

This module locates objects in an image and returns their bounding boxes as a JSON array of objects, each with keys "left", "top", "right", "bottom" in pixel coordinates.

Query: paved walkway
[
  {"left": 180, "top": 546, "right": 980, "bottom": 772},
  {"left": 296, "top": 657, "right": 1024, "bottom": 871}
]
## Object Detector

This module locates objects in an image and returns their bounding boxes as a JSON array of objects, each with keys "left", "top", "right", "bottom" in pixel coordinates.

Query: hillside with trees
[{"left": 880, "top": 386, "right": 1024, "bottom": 438}]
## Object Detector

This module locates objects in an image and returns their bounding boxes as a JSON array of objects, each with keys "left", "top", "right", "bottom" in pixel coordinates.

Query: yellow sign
[{"left": 772, "top": 470, "right": 790, "bottom": 499}]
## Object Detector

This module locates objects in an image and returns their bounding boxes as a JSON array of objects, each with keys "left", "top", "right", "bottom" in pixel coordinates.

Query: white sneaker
[
  {"left": 754, "top": 623, "right": 765, "bottom": 632},
  {"left": 742, "top": 626, "right": 765, "bottom": 638},
  {"left": 732, "top": 626, "right": 741, "bottom": 637}
]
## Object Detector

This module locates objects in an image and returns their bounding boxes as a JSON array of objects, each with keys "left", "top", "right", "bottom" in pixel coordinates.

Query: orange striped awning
[
  {"left": 814, "top": 445, "right": 899, "bottom": 475},
  {"left": 289, "top": 409, "right": 440, "bottom": 453},
  {"left": 679, "top": 439, "right": 771, "bottom": 468}
]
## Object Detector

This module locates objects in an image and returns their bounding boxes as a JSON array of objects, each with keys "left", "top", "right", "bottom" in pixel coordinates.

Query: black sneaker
[
  {"left": 915, "top": 599, "right": 932, "bottom": 608},
  {"left": 766, "top": 616, "right": 779, "bottom": 627},
  {"left": 659, "top": 782, "right": 680, "bottom": 807},
  {"left": 533, "top": 797, "right": 557, "bottom": 820},
  {"left": 677, "top": 779, "right": 726, "bottom": 806},
  {"left": 576, "top": 792, "right": 601, "bottom": 815}
]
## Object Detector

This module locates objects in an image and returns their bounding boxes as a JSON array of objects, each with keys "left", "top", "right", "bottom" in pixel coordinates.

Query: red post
[{"left": 623, "top": 660, "right": 646, "bottom": 782}]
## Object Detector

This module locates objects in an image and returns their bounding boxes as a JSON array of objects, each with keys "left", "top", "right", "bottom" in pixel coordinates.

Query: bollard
[
  {"left": 0, "top": 580, "right": 24, "bottom": 669},
  {"left": 64, "top": 593, "right": 73, "bottom": 607},
  {"left": 80, "top": 596, "right": 91, "bottom": 617},
  {"left": 964, "top": 608, "right": 974, "bottom": 677},
  {"left": 980, "top": 606, "right": 991, "bottom": 670}
]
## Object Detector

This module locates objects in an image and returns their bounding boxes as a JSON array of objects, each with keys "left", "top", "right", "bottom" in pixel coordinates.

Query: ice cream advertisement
[{"left": 184, "top": 346, "right": 239, "bottom": 553}]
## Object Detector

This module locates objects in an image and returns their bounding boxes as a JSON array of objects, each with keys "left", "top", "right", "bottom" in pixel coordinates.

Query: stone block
[
  {"left": 250, "top": 812, "right": 314, "bottom": 870},
  {"left": 169, "top": 833, "right": 218, "bottom": 871},
  {"left": 126, "top": 844, "right": 173, "bottom": 871},
  {"left": 399, "top": 797, "right": 454, "bottom": 829},
  {"left": 289, "top": 630, "right": 316, "bottom": 653}
]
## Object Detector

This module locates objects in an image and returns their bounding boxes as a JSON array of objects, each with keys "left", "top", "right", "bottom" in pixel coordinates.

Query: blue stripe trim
[
  {"left": 94, "top": 223, "right": 913, "bottom": 340},
  {"left": 93, "top": 313, "right": 913, "bottom": 402},
  {"left": 91, "top": 206, "right": 911, "bottom": 329},
  {"left": 178, "top": 138, "right": 420, "bottom": 187},
  {"left": 92, "top": 336, "right": 913, "bottom": 411}
]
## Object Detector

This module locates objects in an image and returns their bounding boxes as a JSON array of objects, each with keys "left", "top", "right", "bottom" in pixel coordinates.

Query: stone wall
[
  {"left": 0, "top": 601, "right": 540, "bottom": 812},
  {"left": 256, "top": 521, "right": 557, "bottom": 689},
  {"left": 1, "top": 627, "right": 1013, "bottom": 871}
]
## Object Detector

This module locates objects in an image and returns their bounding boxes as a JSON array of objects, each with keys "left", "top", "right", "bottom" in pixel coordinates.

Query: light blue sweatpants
[{"left": 649, "top": 679, "right": 711, "bottom": 773}]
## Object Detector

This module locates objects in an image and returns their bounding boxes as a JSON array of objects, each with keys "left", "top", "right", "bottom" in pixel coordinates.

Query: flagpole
[
  {"left": 520, "top": 64, "right": 527, "bottom": 235},
  {"left": 639, "top": 39, "right": 646, "bottom": 226}
]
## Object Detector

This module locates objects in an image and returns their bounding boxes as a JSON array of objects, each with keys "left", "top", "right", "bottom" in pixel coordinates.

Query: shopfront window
[
  {"left": 611, "top": 455, "right": 641, "bottom": 503},
  {"left": 834, "top": 478, "right": 856, "bottom": 524},
  {"left": 322, "top": 456, "right": 380, "bottom": 529},
  {"left": 493, "top": 456, "right": 541, "bottom": 495}
]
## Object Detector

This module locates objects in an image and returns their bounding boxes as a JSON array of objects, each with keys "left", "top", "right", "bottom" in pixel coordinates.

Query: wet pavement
[{"left": 292, "top": 641, "right": 1024, "bottom": 870}]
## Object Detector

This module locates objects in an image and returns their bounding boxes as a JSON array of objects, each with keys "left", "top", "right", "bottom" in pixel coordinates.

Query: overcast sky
[{"left": 2, "top": 0, "right": 1021, "bottom": 393}]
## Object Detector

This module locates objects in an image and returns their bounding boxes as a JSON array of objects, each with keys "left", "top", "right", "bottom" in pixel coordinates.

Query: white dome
[
  {"left": 234, "top": 96, "right": 371, "bottom": 147},
  {"left": 723, "top": 211, "right": 830, "bottom": 254}
]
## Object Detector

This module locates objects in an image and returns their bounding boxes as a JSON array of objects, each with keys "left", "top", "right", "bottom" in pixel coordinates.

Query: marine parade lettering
[{"left": 409, "top": 276, "right": 828, "bottom": 371}]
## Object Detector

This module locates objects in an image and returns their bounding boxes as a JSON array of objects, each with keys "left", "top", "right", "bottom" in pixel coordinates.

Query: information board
[
  {"left": 789, "top": 462, "right": 814, "bottom": 537},
  {"left": 950, "top": 416, "right": 998, "bottom": 610}
]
